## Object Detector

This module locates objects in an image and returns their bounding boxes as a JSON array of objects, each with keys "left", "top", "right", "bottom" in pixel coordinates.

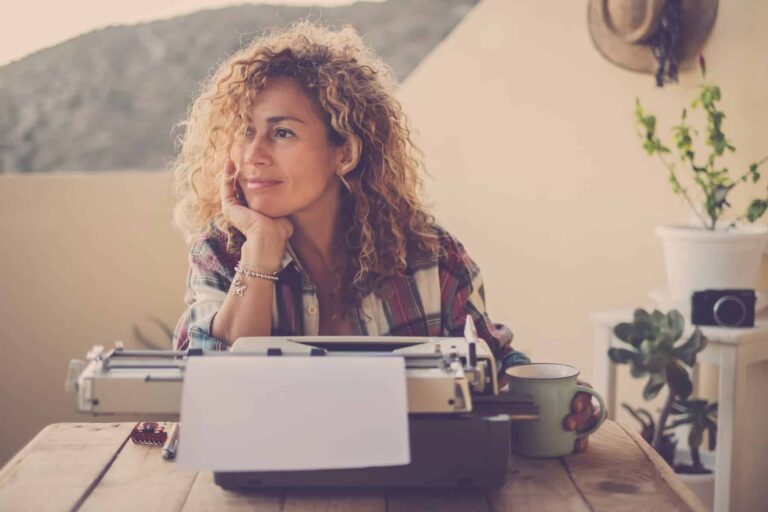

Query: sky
[{"left": 0, "top": 0, "right": 383, "bottom": 66}]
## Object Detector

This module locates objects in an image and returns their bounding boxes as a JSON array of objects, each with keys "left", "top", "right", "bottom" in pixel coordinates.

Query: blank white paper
[{"left": 176, "top": 356, "right": 410, "bottom": 471}]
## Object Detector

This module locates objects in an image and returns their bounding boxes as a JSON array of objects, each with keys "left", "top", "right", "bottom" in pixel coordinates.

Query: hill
[{"left": 0, "top": 0, "right": 478, "bottom": 173}]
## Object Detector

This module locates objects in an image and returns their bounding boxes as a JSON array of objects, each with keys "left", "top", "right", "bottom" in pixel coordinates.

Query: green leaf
[
  {"left": 686, "top": 398, "right": 708, "bottom": 410},
  {"left": 647, "top": 354, "right": 669, "bottom": 373},
  {"left": 665, "top": 418, "right": 692, "bottom": 430},
  {"left": 613, "top": 309, "right": 655, "bottom": 348},
  {"left": 630, "top": 360, "right": 647, "bottom": 378},
  {"left": 667, "top": 361, "right": 693, "bottom": 399},
  {"left": 608, "top": 348, "right": 639, "bottom": 364},
  {"left": 614, "top": 322, "right": 636, "bottom": 344},
  {"left": 640, "top": 339, "right": 668, "bottom": 373},
  {"left": 670, "top": 398, "right": 689, "bottom": 415},
  {"left": 747, "top": 199, "right": 768, "bottom": 222},
  {"left": 643, "top": 372, "right": 667, "bottom": 400},
  {"left": 672, "top": 328, "right": 707, "bottom": 367},
  {"left": 665, "top": 310, "right": 685, "bottom": 341},
  {"left": 669, "top": 172, "right": 683, "bottom": 194},
  {"left": 634, "top": 309, "right": 652, "bottom": 325}
]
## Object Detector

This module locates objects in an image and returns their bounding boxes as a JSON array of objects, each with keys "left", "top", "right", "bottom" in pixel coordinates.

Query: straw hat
[{"left": 587, "top": 0, "right": 718, "bottom": 73}]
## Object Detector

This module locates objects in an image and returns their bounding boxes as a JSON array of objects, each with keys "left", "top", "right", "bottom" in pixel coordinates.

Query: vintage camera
[{"left": 691, "top": 289, "right": 756, "bottom": 328}]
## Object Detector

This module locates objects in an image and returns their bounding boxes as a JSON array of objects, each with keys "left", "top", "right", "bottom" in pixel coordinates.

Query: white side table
[{"left": 590, "top": 308, "right": 768, "bottom": 512}]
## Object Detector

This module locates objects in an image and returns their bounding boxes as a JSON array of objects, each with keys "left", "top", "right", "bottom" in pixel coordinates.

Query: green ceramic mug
[{"left": 506, "top": 363, "right": 607, "bottom": 458}]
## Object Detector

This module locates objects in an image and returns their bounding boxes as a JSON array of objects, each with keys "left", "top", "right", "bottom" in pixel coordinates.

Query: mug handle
[{"left": 573, "top": 385, "right": 607, "bottom": 438}]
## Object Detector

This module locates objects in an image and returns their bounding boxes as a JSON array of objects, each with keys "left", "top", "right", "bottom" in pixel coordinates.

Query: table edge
[{"left": 617, "top": 422, "right": 708, "bottom": 512}]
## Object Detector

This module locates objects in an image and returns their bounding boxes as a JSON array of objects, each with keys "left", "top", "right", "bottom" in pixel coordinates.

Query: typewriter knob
[{"left": 65, "top": 359, "right": 85, "bottom": 393}]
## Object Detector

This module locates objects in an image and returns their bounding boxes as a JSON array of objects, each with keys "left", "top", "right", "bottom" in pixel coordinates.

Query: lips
[{"left": 243, "top": 178, "right": 283, "bottom": 190}]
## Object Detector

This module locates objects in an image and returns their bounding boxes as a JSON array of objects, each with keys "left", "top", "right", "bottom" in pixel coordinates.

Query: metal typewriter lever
[{"left": 65, "top": 360, "right": 85, "bottom": 393}]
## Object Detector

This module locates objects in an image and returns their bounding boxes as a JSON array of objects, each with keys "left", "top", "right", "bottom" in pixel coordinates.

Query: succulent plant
[
  {"left": 609, "top": 309, "right": 708, "bottom": 453},
  {"left": 667, "top": 398, "right": 718, "bottom": 474}
]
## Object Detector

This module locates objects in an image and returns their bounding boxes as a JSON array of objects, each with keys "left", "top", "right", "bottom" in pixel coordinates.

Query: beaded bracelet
[
  {"left": 235, "top": 264, "right": 279, "bottom": 281},
  {"left": 232, "top": 264, "right": 279, "bottom": 296}
]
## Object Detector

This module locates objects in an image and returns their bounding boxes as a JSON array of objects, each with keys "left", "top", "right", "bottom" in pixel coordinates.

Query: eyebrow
[{"left": 265, "top": 115, "right": 306, "bottom": 125}]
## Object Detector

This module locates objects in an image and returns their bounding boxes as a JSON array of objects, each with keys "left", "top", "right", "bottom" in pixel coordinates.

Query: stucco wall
[
  {"left": 0, "top": 173, "right": 188, "bottom": 465},
  {"left": 398, "top": 0, "right": 768, "bottom": 376}
]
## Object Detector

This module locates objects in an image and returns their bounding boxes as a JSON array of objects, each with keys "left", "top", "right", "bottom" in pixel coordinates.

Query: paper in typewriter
[{"left": 177, "top": 356, "right": 410, "bottom": 471}]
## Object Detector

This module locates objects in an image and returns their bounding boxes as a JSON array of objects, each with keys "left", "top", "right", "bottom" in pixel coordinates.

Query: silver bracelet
[
  {"left": 235, "top": 264, "right": 279, "bottom": 280},
  {"left": 232, "top": 264, "right": 279, "bottom": 296}
]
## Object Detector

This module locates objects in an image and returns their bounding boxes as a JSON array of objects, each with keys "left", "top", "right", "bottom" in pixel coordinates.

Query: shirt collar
[{"left": 278, "top": 241, "right": 307, "bottom": 276}]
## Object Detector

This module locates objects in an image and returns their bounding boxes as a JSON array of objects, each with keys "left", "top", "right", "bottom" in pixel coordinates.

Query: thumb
[{"left": 277, "top": 217, "right": 294, "bottom": 239}]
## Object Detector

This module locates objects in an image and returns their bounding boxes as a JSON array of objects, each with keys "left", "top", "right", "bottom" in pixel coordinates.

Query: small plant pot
[
  {"left": 656, "top": 224, "right": 768, "bottom": 312},
  {"left": 674, "top": 448, "right": 716, "bottom": 511}
]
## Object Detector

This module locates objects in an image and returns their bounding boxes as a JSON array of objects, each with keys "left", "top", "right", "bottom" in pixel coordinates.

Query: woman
[{"left": 171, "top": 21, "right": 595, "bottom": 450}]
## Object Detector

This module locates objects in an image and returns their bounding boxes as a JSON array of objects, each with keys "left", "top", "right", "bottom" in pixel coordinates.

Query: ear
[{"left": 336, "top": 135, "right": 362, "bottom": 177}]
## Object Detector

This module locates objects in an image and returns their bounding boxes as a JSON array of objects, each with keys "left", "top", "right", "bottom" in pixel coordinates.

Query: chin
[{"left": 247, "top": 200, "right": 292, "bottom": 219}]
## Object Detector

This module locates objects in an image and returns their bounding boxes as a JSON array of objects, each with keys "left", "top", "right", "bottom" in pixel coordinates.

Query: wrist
[
  {"left": 497, "top": 352, "right": 531, "bottom": 378},
  {"left": 240, "top": 239, "right": 283, "bottom": 274},
  {"left": 237, "top": 260, "right": 281, "bottom": 275}
]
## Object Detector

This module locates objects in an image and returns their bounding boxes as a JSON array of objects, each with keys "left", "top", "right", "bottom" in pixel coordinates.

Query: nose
[{"left": 243, "top": 134, "right": 272, "bottom": 166}]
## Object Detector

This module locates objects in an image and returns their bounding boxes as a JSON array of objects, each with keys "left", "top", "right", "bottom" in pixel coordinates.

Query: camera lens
[{"left": 713, "top": 296, "right": 747, "bottom": 327}]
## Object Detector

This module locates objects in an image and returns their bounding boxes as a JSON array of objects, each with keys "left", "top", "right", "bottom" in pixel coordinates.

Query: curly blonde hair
[{"left": 172, "top": 20, "right": 439, "bottom": 311}]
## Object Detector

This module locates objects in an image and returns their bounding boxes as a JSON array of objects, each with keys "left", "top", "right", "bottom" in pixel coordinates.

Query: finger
[
  {"left": 574, "top": 436, "right": 589, "bottom": 453},
  {"left": 576, "top": 380, "right": 593, "bottom": 389},
  {"left": 586, "top": 408, "right": 603, "bottom": 430},
  {"left": 277, "top": 217, "right": 294, "bottom": 239},
  {"left": 220, "top": 159, "right": 238, "bottom": 205},
  {"left": 571, "top": 392, "right": 591, "bottom": 413},
  {"left": 565, "top": 405, "right": 595, "bottom": 431}
]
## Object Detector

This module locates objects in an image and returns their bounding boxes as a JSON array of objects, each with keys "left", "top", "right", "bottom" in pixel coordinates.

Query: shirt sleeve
[
  {"left": 438, "top": 232, "right": 530, "bottom": 372},
  {"left": 173, "top": 235, "right": 232, "bottom": 351}
]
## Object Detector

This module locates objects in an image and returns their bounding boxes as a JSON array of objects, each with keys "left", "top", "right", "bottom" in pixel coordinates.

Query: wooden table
[{"left": 0, "top": 421, "right": 705, "bottom": 511}]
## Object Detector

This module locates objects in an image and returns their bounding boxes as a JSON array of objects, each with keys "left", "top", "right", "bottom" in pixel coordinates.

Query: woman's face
[{"left": 229, "top": 76, "right": 344, "bottom": 220}]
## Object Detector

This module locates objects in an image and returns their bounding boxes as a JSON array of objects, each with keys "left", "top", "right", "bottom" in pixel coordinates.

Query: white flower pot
[
  {"left": 656, "top": 224, "right": 768, "bottom": 309},
  {"left": 675, "top": 448, "right": 716, "bottom": 511}
]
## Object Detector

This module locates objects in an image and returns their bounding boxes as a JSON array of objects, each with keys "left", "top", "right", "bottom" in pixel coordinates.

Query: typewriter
[{"left": 66, "top": 318, "right": 537, "bottom": 490}]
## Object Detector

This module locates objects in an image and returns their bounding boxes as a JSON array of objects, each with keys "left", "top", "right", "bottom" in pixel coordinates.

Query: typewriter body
[{"left": 67, "top": 332, "right": 537, "bottom": 490}]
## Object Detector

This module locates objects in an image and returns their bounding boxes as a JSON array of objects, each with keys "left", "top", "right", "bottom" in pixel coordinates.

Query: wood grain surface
[{"left": 0, "top": 421, "right": 707, "bottom": 512}]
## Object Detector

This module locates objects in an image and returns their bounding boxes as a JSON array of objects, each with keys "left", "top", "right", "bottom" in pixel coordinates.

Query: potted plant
[
  {"left": 609, "top": 308, "right": 718, "bottom": 508},
  {"left": 635, "top": 56, "right": 768, "bottom": 307},
  {"left": 668, "top": 397, "right": 718, "bottom": 474}
]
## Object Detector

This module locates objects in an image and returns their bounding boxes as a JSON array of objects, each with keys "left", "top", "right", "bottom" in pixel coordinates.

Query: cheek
[{"left": 229, "top": 145, "right": 243, "bottom": 166}]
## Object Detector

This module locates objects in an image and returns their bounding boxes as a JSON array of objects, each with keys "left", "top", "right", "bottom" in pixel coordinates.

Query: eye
[
  {"left": 274, "top": 127, "right": 294, "bottom": 139},
  {"left": 244, "top": 126, "right": 255, "bottom": 138}
]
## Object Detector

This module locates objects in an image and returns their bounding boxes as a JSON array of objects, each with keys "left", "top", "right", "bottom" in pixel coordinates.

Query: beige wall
[
  {"left": 0, "top": 173, "right": 188, "bottom": 465},
  {"left": 2, "top": 0, "right": 767, "bottom": 468},
  {"left": 398, "top": 0, "right": 768, "bottom": 397}
]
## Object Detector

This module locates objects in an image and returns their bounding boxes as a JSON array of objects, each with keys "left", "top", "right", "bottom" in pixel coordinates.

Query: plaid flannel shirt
[{"left": 173, "top": 226, "right": 529, "bottom": 372}]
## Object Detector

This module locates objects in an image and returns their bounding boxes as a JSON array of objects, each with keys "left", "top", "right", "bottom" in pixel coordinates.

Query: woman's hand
[
  {"left": 220, "top": 160, "right": 293, "bottom": 271},
  {"left": 563, "top": 380, "right": 604, "bottom": 453}
]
